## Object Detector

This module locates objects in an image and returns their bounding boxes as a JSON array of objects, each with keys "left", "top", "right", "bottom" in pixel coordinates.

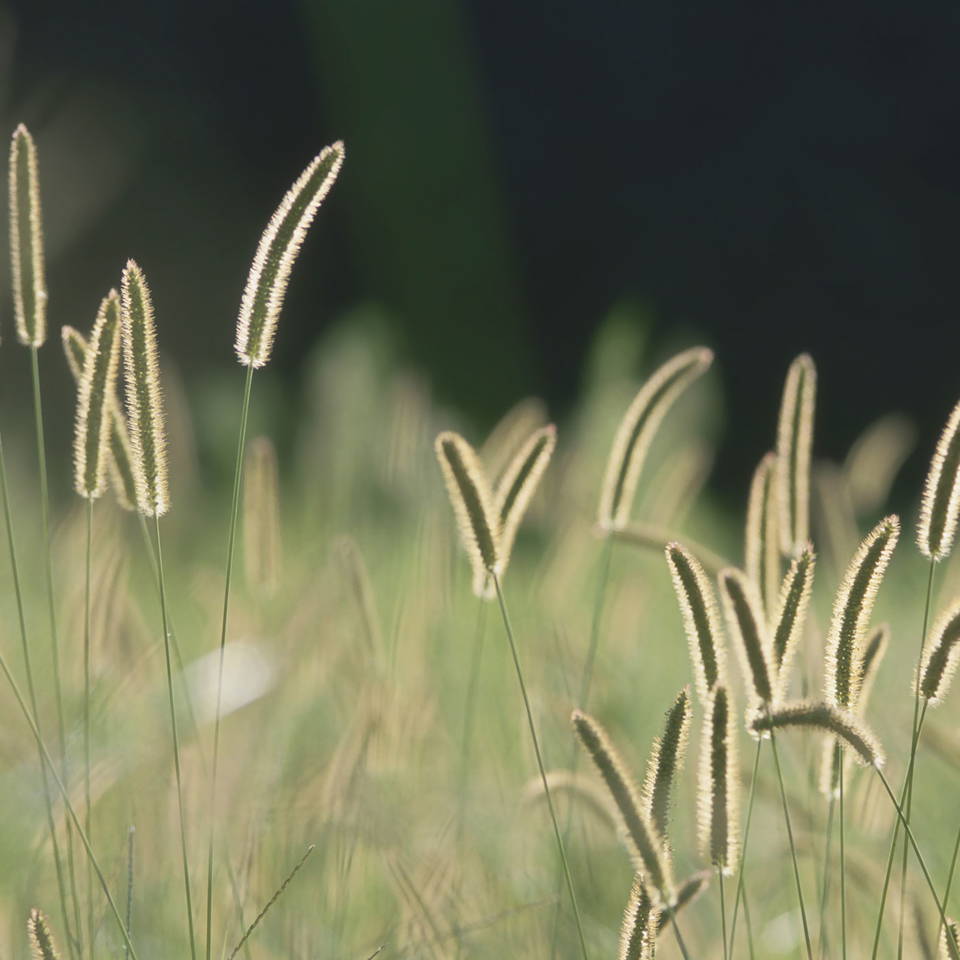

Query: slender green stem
[
  {"left": 84, "top": 499, "right": 94, "bottom": 956},
  {"left": 719, "top": 866, "right": 729, "bottom": 960},
  {"left": 459, "top": 599, "right": 488, "bottom": 807},
  {"left": 839, "top": 746, "right": 846, "bottom": 960},
  {"left": 493, "top": 573, "right": 590, "bottom": 960},
  {"left": 0, "top": 433, "right": 78, "bottom": 960},
  {"left": 769, "top": 728, "right": 814, "bottom": 960},
  {"left": 205, "top": 363, "right": 255, "bottom": 960},
  {"left": 125, "top": 826, "right": 135, "bottom": 960},
  {"left": 728, "top": 737, "right": 762, "bottom": 953},
  {"left": 817, "top": 780, "right": 836, "bottom": 960},
  {"left": 154, "top": 514, "right": 198, "bottom": 960},
  {"left": 743, "top": 888, "right": 756, "bottom": 960},
  {"left": 939, "top": 821, "right": 960, "bottom": 945},
  {"left": 874, "top": 766, "right": 960, "bottom": 960}
]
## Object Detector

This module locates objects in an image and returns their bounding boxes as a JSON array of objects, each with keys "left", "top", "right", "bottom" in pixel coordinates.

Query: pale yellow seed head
[
  {"left": 697, "top": 684, "right": 739, "bottom": 874},
  {"left": 918, "top": 398, "right": 960, "bottom": 561},
  {"left": 775, "top": 353, "right": 816, "bottom": 556},
  {"left": 9, "top": 124, "right": 47, "bottom": 347},
  {"left": 744, "top": 451, "right": 781, "bottom": 618}
]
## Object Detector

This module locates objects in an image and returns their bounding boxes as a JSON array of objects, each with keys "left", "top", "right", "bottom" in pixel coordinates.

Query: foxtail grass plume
[
  {"left": 62, "top": 325, "right": 136, "bottom": 510},
  {"left": 73, "top": 292, "right": 122, "bottom": 499},
  {"left": 642, "top": 686, "right": 691, "bottom": 840},
  {"left": 235, "top": 141, "right": 345, "bottom": 368},
  {"left": 825, "top": 516, "right": 899, "bottom": 709},
  {"left": 665, "top": 542, "right": 727, "bottom": 703},
  {"left": 435, "top": 431, "right": 500, "bottom": 591},
  {"left": 657, "top": 871, "right": 712, "bottom": 932},
  {"left": 121, "top": 261, "right": 169, "bottom": 517},
  {"left": 745, "top": 452, "right": 781, "bottom": 616},
  {"left": 771, "top": 545, "right": 816, "bottom": 700},
  {"left": 27, "top": 908, "right": 60, "bottom": 960},
  {"left": 942, "top": 919, "right": 960, "bottom": 960},
  {"left": 481, "top": 396, "right": 547, "bottom": 483},
  {"left": 597, "top": 346, "right": 712, "bottom": 531},
  {"left": 776, "top": 353, "right": 816, "bottom": 555},
  {"left": 718, "top": 567, "right": 774, "bottom": 710},
  {"left": 918, "top": 399, "right": 960, "bottom": 561},
  {"left": 750, "top": 700, "right": 885, "bottom": 767},
  {"left": 697, "top": 685, "right": 739, "bottom": 875},
  {"left": 571, "top": 709, "right": 673, "bottom": 897},
  {"left": 243, "top": 436, "right": 283, "bottom": 595},
  {"left": 9, "top": 124, "right": 46, "bottom": 347},
  {"left": 619, "top": 875, "right": 659, "bottom": 960},
  {"left": 918, "top": 599, "right": 960, "bottom": 705}
]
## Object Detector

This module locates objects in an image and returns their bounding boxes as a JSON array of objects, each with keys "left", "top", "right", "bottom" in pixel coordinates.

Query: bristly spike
[
  {"left": 918, "top": 399, "right": 960, "bottom": 561},
  {"left": 235, "top": 141, "right": 345, "bottom": 368},
  {"left": 9, "top": 124, "right": 47, "bottom": 347},
  {"left": 745, "top": 452, "right": 781, "bottom": 617},
  {"left": 571, "top": 709, "right": 673, "bottom": 898},
  {"left": 618, "top": 875, "right": 660, "bottom": 960},
  {"left": 642, "top": 686, "right": 692, "bottom": 843},
  {"left": 665, "top": 542, "right": 727, "bottom": 703},
  {"left": 73, "top": 292, "right": 122, "bottom": 499},
  {"left": 697, "top": 685, "right": 739, "bottom": 875},
  {"left": 941, "top": 918, "right": 960, "bottom": 960},
  {"left": 750, "top": 700, "right": 885, "bottom": 768},
  {"left": 27, "top": 908, "right": 61, "bottom": 960},
  {"left": 656, "top": 871, "right": 712, "bottom": 934},
  {"left": 918, "top": 599, "right": 960, "bottom": 706},
  {"left": 434, "top": 431, "right": 500, "bottom": 591},
  {"left": 597, "top": 346, "right": 713, "bottom": 531},
  {"left": 771, "top": 544, "right": 816, "bottom": 701},
  {"left": 718, "top": 567, "right": 774, "bottom": 710},
  {"left": 121, "top": 260, "right": 170, "bottom": 517},
  {"left": 824, "top": 516, "right": 899, "bottom": 708},
  {"left": 775, "top": 353, "right": 816, "bottom": 556}
]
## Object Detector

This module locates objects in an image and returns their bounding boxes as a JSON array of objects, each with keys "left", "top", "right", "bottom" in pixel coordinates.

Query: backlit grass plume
[
  {"left": 9, "top": 124, "right": 46, "bottom": 347},
  {"left": 825, "top": 515, "right": 899, "bottom": 709},
  {"left": 642, "top": 686, "right": 691, "bottom": 841},
  {"left": 659, "top": 871, "right": 712, "bottom": 931},
  {"left": 597, "top": 346, "right": 712, "bottom": 531},
  {"left": 235, "top": 141, "right": 345, "bottom": 368},
  {"left": 73, "top": 292, "right": 122, "bottom": 499},
  {"left": 771, "top": 544, "right": 816, "bottom": 700},
  {"left": 918, "top": 398, "right": 960, "bottom": 561},
  {"left": 572, "top": 709, "right": 673, "bottom": 898},
  {"left": 665, "top": 542, "right": 727, "bottom": 703},
  {"left": 27, "top": 908, "right": 60, "bottom": 960},
  {"left": 62, "top": 325, "right": 136, "bottom": 510},
  {"left": 750, "top": 701, "right": 885, "bottom": 767},
  {"left": 918, "top": 599, "right": 960, "bottom": 705},
  {"left": 745, "top": 451, "right": 781, "bottom": 616},
  {"left": 718, "top": 567, "right": 774, "bottom": 710},
  {"left": 942, "top": 920, "right": 960, "bottom": 960},
  {"left": 121, "top": 260, "right": 169, "bottom": 517},
  {"left": 435, "top": 431, "right": 500, "bottom": 589},
  {"left": 776, "top": 353, "right": 816, "bottom": 555},
  {"left": 243, "top": 436, "right": 283, "bottom": 595},
  {"left": 698, "top": 685, "right": 739, "bottom": 875},
  {"left": 619, "top": 876, "right": 659, "bottom": 960}
]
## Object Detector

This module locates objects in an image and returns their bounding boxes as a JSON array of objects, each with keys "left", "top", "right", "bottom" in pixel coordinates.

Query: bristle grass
[
  {"left": 918, "top": 399, "right": 960, "bottom": 561},
  {"left": 697, "top": 685, "right": 739, "bottom": 876},
  {"left": 918, "top": 599, "right": 960, "bottom": 705},
  {"left": 9, "top": 124, "right": 47, "bottom": 347},
  {"left": 618, "top": 876, "right": 658, "bottom": 960},
  {"left": 745, "top": 452, "right": 781, "bottom": 616},
  {"left": 28, "top": 908, "right": 60, "bottom": 960},
  {"left": 942, "top": 921, "right": 960, "bottom": 960},
  {"left": 718, "top": 568, "right": 774, "bottom": 709},
  {"left": 771, "top": 545, "right": 815, "bottom": 700},
  {"left": 641, "top": 686, "right": 691, "bottom": 842},
  {"left": 775, "top": 353, "right": 816, "bottom": 555}
]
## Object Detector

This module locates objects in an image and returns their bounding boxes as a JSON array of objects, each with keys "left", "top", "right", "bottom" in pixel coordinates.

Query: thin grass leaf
[
  {"left": 745, "top": 451, "right": 781, "bottom": 616},
  {"left": 598, "top": 346, "right": 713, "bottom": 531},
  {"left": 918, "top": 599, "right": 960, "bottom": 705},
  {"left": 9, "top": 124, "right": 46, "bottom": 347},
  {"left": 718, "top": 567, "right": 774, "bottom": 709},
  {"left": 698, "top": 685, "right": 739, "bottom": 875},
  {"left": 235, "top": 142, "right": 345, "bottom": 368},
  {"left": 919, "top": 399, "right": 960, "bottom": 561},
  {"left": 619, "top": 875, "right": 660, "bottom": 960},
  {"left": 771, "top": 544, "right": 815, "bottom": 700},
  {"left": 776, "top": 353, "right": 816, "bottom": 555},
  {"left": 641, "top": 686, "right": 692, "bottom": 842},
  {"left": 27, "top": 908, "right": 61, "bottom": 960}
]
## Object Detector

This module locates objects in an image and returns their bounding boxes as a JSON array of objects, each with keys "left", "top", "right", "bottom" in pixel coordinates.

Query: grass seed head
[
  {"left": 718, "top": 567, "right": 774, "bottom": 709},
  {"left": 771, "top": 544, "right": 816, "bottom": 701},
  {"left": 697, "top": 684, "right": 739, "bottom": 874},
  {"left": 9, "top": 124, "right": 47, "bottom": 347},
  {"left": 918, "top": 599, "right": 960, "bottom": 706},
  {"left": 618, "top": 875, "right": 659, "bottom": 960},
  {"left": 775, "top": 353, "right": 816, "bottom": 556},
  {"left": 27, "top": 908, "right": 60, "bottom": 960},
  {"left": 641, "top": 685, "right": 692, "bottom": 843},
  {"left": 745, "top": 451, "right": 781, "bottom": 616},
  {"left": 919, "top": 399, "right": 960, "bottom": 561}
]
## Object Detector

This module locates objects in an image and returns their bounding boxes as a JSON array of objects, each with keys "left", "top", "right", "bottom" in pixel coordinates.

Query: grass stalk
[
  {"left": 154, "top": 513, "right": 198, "bottom": 960},
  {"left": 492, "top": 573, "right": 590, "bottom": 960},
  {"left": 817, "top": 781, "right": 836, "bottom": 959},
  {"left": 84, "top": 499, "right": 94, "bottom": 956},
  {"left": 939, "top": 822, "right": 960, "bottom": 945},
  {"left": 728, "top": 736, "right": 762, "bottom": 953},
  {"left": 839, "top": 745, "right": 846, "bottom": 960},
  {"left": 719, "top": 865, "right": 729, "bottom": 960},
  {"left": 205, "top": 362, "right": 255, "bottom": 960}
]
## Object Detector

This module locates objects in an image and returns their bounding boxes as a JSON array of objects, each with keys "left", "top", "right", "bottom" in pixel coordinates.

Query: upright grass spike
[
  {"left": 825, "top": 515, "right": 900, "bottom": 709},
  {"left": 572, "top": 709, "right": 673, "bottom": 897},
  {"left": 481, "top": 396, "right": 548, "bottom": 483},
  {"left": 698, "top": 685, "right": 739, "bottom": 875},
  {"left": 597, "top": 346, "right": 713, "bottom": 531},
  {"left": 619, "top": 876, "right": 659, "bottom": 960},
  {"left": 745, "top": 452, "right": 781, "bottom": 616},
  {"left": 771, "top": 545, "right": 816, "bottom": 700},
  {"left": 9, "top": 124, "right": 47, "bottom": 347},
  {"left": 775, "top": 353, "right": 816, "bottom": 555},
  {"left": 718, "top": 568, "right": 774, "bottom": 710},
  {"left": 942, "top": 920, "right": 960, "bottom": 960},
  {"left": 749, "top": 700, "right": 885, "bottom": 767},
  {"left": 641, "top": 686, "right": 692, "bottom": 842},
  {"left": 918, "top": 399, "right": 960, "bottom": 561},
  {"left": 73, "top": 292, "right": 122, "bottom": 499},
  {"left": 665, "top": 542, "right": 727, "bottom": 703},
  {"left": 28, "top": 908, "right": 60, "bottom": 960},
  {"left": 918, "top": 599, "right": 960, "bottom": 705},
  {"left": 243, "top": 436, "right": 283, "bottom": 595},
  {"left": 121, "top": 261, "right": 169, "bottom": 517},
  {"left": 234, "top": 141, "right": 345, "bottom": 368}
]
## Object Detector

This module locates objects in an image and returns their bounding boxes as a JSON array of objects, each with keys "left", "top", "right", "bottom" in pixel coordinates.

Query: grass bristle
[
  {"left": 718, "top": 567, "right": 774, "bottom": 709},
  {"left": 771, "top": 544, "right": 816, "bottom": 701},
  {"left": 697, "top": 684, "right": 739, "bottom": 875},
  {"left": 27, "top": 908, "right": 60, "bottom": 960},
  {"left": 618, "top": 875, "right": 659, "bottom": 960},
  {"left": 641, "top": 685, "right": 692, "bottom": 842},
  {"left": 918, "top": 398, "right": 960, "bottom": 561},
  {"left": 919, "top": 599, "right": 960, "bottom": 705},
  {"left": 775, "top": 353, "right": 816, "bottom": 556},
  {"left": 745, "top": 451, "right": 781, "bottom": 617}
]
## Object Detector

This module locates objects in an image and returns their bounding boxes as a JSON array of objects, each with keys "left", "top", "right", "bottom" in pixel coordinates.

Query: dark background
[{"left": 5, "top": 0, "right": 960, "bottom": 498}]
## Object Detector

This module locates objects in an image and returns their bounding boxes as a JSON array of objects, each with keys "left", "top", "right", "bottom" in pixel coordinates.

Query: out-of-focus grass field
[{"left": 0, "top": 303, "right": 957, "bottom": 959}]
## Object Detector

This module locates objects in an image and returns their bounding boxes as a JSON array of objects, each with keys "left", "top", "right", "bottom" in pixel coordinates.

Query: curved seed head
[
  {"left": 641, "top": 686, "right": 692, "bottom": 842},
  {"left": 918, "top": 599, "right": 960, "bottom": 706},
  {"left": 825, "top": 516, "right": 900, "bottom": 708},
  {"left": 857, "top": 623, "right": 889, "bottom": 713},
  {"left": 235, "top": 141, "right": 345, "bottom": 368},
  {"left": 745, "top": 451, "right": 781, "bottom": 617},
  {"left": 435, "top": 431, "right": 500, "bottom": 590},
  {"left": 697, "top": 685, "right": 739, "bottom": 874},
  {"left": 775, "top": 353, "right": 816, "bottom": 555},
  {"left": 657, "top": 871, "right": 712, "bottom": 933},
  {"left": 9, "top": 124, "right": 47, "bottom": 347},
  {"left": 665, "top": 542, "right": 727, "bottom": 703},
  {"left": 598, "top": 347, "right": 713, "bottom": 531},
  {"left": 121, "top": 260, "right": 170, "bottom": 517},
  {"left": 619, "top": 875, "right": 660, "bottom": 960},
  {"left": 919, "top": 399, "right": 960, "bottom": 561},
  {"left": 771, "top": 544, "right": 816, "bottom": 700},
  {"left": 718, "top": 567, "right": 774, "bottom": 709},
  {"left": 73, "top": 292, "right": 122, "bottom": 499},
  {"left": 244, "top": 436, "right": 283, "bottom": 595},
  {"left": 27, "top": 908, "right": 60, "bottom": 960},
  {"left": 942, "top": 918, "right": 960, "bottom": 960},
  {"left": 481, "top": 396, "right": 548, "bottom": 482}
]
